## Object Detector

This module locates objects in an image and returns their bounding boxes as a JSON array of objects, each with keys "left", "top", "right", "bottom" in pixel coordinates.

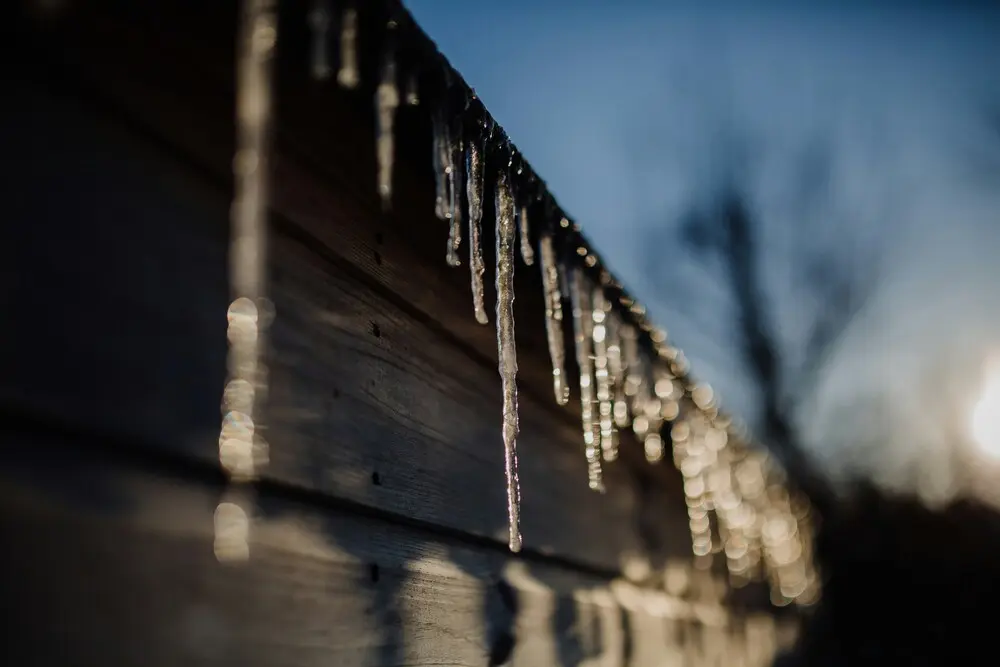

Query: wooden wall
[{"left": 0, "top": 2, "right": 793, "bottom": 664}]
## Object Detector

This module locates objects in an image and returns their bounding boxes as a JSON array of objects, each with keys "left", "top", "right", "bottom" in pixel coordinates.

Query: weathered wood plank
[
  {"left": 11, "top": 0, "right": 688, "bottom": 492},
  {"left": 0, "top": 62, "right": 647, "bottom": 571},
  {"left": 0, "top": 429, "right": 766, "bottom": 667},
  {"left": 3, "top": 1, "right": 784, "bottom": 610}
]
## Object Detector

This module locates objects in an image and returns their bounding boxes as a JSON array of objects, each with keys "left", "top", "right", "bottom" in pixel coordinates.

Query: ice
[
  {"left": 607, "top": 310, "right": 630, "bottom": 430},
  {"left": 307, "top": 0, "right": 331, "bottom": 80},
  {"left": 518, "top": 203, "right": 535, "bottom": 266},
  {"left": 405, "top": 73, "right": 420, "bottom": 106},
  {"left": 466, "top": 128, "right": 488, "bottom": 324},
  {"left": 538, "top": 233, "right": 570, "bottom": 405},
  {"left": 336, "top": 5, "right": 359, "bottom": 88},
  {"left": 432, "top": 110, "right": 451, "bottom": 222},
  {"left": 494, "top": 167, "right": 522, "bottom": 553},
  {"left": 592, "top": 287, "right": 617, "bottom": 461},
  {"left": 375, "top": 25, "right": 399, "bottom": 210},
  {"left": 621, "top": 324, "right": 643, "bottom": 414},
  {"left": 569, "top": 265, "right": 604, "bottom": 492},
  {"left": 446, "top": 117, "right": 465, "bottom": 267},
  {"left": 220, "top": 0, "right": 277, "bottom": 559}
]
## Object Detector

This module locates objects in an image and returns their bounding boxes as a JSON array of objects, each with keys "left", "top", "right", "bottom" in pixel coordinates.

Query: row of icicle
[{"left": 221, "top": 0, "right": 818, "bottom": 605}]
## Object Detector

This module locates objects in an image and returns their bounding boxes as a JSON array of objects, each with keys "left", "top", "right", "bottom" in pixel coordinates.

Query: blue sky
[{"left": 405, "top": 1, "right": 1000, "bottom": 503}]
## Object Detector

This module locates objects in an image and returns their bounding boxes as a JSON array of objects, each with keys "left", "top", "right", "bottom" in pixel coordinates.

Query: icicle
[
  {"left": 494, "top": 167, "right": 522, "bottom": 552},
  {"left": 219, "top": 0, "right": 277, "bottom": 563},
  {"left": 308, "top": 0, "right": 331, "bottom": 80},
  {"left": 432, "top": 110, "right": 451, "bottom": 222},
  {"left": 375, "top": 24, "right": 399, "bottom": 210},
  {"left": 569, "top": 265, "right": 604, "bottom": 492},
  {"left": 539, "top": 232, "right": 570, "bottom": 405},
  {"left": 336, "top": 5, "right": 359, "bottom": 89},
  {"left": 518, "top": 203, "right": 535, "bottom": 266},
  {"left": 445, "top": 114, "right": 465, "bottom": 267},
  {"left": 557, "top": 256, "right": 572, "bottom": 301},
  {"left": 466, "top": 131, "right": 488, "bottom": 324},
  {"left": 607, "top": 310, "right": 630, "bottom": 430},
  {"left": 405, "top": 72, "right": 420, "bottom": 106},
  {"left": 592, "top": 287, "right": 617, "bottom": 461},
  {"left": 621, "top": 324, "right": 642, "bottom": 409},
  {"left": 641, "top": 374, "right": 665, "bottom": 463}
]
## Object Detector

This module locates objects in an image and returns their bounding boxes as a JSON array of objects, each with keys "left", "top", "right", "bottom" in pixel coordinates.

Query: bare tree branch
[{"left": 682, "top": 191, "right": 836, "bottom": 515}]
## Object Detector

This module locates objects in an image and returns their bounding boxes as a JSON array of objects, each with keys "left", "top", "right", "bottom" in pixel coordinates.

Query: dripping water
[
  {"left": 336, "top": 5, "right": 359, "bottom": 88},
  {"left": 219, "top": 0, "right": 277, "bottom": 563},
  {"left": 569, "top": 265, "right": 604, "bottom": 492},
  {"left": 518, "top": 203, "right": 534, "bottom": 266},
  {"left": 466, "top": 131, "right": 488, "bottom": 324},
  {"left": 494, "top": 167, "right": 522, "bottom": 553},
  {"left": 538, "top": 232, "right": 570, "bottom": 405},
  {"left": 592, "top": 287, "right": 617, "bottom": 462},
  {"left": 375, "top": 24, "right": 399, "bottom": 210},
  {"left": 307, "top": 0, "right": 331, "bottom": 80}
]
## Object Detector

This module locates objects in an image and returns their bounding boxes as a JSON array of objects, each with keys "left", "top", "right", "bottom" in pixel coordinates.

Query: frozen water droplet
[
  {"left": 518, "top": 204, "right": 534, "bottom": 266},
  {"left": 569, "top": 266, "right": 604, "bottom": 492},
  {"left": 466, "top": 135, "right": 488, "bottom": 324},
  {"left": 375, "top": 31, "right": 399, "bottom": 210},
  {"left": 592, "top": 288, "right": 617, "bottom": 462},
  {"left": 494, "top": 168, "right": 522, "bottom": 552},
  {"left": 308, "top": 0, "right": 331, "bottom": 80},
  {"left": 538, "top": 233, "right": 570, "bottom": 405},
  {"left": 337, "top": 6, "right": 359, "bottom": 89}
]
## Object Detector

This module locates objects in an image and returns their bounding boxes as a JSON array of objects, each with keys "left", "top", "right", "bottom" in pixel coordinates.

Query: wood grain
[
  {"left": 0, "top": 47, "right": 647, "bottom": 572},
  {"left": 0, "top": 429, "right": 771, "bottom": 667},
  {"left": 2, "top": 0, "right": 784, "bottom": 615}
]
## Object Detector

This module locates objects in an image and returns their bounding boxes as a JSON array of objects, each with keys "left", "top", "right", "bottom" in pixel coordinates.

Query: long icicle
[
  {"left": 446, "top": 113, "right": 464, "bottom": 267},
  {"left": 466, "top": 130, "right": 488, "bottom": 324},
  {"left": 570, "top": 265, "right": 604, "bottom": 492},
  {"left": 539, "top": 233, "right": 570, "bottom": 405},
  {"left": 432, "top": 109, "right": 451, "bottom": 222},
  {"left": 336, "top": 4, "right": 359, "bottom": 88},
  {"left": 307, "top": 0, "right": 331, "bottom": 80},
  {"left": 218, "top": 0, "right": 277, "bottom": 564},
  {"left": 495, "top": 167, "right": 522, "bottom": 552},
  {"left": 518, "top": 202, "right": 535, "bottom": 266},
  {"left": 607, "top": 309, "right": 630, "bottom": 431},
  {"left": 375, "top": 23, "right": 399, "bottom": 210},
  {"left": 592, "top": 287, "right": 617, "bottom": 461}
]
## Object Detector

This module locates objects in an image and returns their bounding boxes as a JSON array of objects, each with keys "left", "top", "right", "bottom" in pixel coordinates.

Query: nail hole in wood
[
  {"left": 369, "top": 563, "right": 380, "bottom": 583},
  {"left": 372, "top": 471, "right": 381, "bottom": 486},
  {"left": 371, "top": 321, "right": 381, "bottom": 338}
]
